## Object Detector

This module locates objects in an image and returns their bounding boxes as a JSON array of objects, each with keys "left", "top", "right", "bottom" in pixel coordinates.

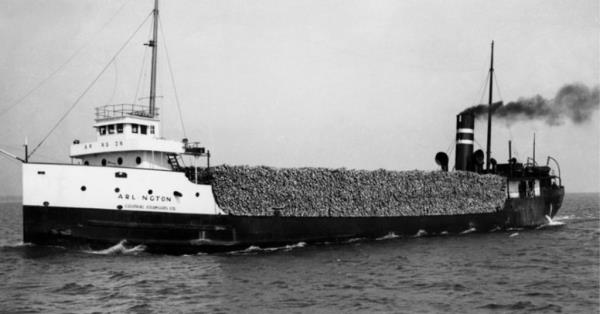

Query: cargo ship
[{"left": 14, "top": 1, "right": 564, "bottom": 254}]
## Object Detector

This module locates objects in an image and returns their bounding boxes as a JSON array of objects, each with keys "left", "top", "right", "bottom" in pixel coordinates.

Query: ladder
[{"left": 166, "top": 154, "right": 182, "bottom": 171}]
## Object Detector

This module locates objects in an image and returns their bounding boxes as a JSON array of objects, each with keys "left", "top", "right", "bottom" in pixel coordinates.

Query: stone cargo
[{"left": 199, "top": 165, "right": 506, "bottom": 217}]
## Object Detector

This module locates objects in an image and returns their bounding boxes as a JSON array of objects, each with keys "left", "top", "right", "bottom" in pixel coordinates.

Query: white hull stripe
[
  {"left": 457, "top": 128, "right": 474, "bottom": 134},
  {"left": 457, "top": 139, "right": 474, "bottom": 145}
]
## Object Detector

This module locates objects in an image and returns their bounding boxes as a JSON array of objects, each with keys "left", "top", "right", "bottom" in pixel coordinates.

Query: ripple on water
[
  {"left": 53, "top": 282, "right": 96, "bottom": 295},
  {"left": 479, "top": 301, "right": 563, "bottom": 313}
]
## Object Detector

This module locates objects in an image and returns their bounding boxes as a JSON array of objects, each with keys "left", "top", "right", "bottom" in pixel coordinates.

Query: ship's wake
[
  {"left": 460, "top": 227, "right": 477, "bottom": 234},
  {"left": 553, "top": 215, "right": 577, "bottom": 221},
  {"left": 376, "top": 232, "right": 399, "bottom": 240},
  {"left": 536, "top": 215, "right": 566, "bottom": 229},
  {"left": 0, "top": 242, "right": 48, "bottom": 254},
  {"left": 345, "top": 237, "right": 366, "bottom": 243},
  {"left": 0, "top": 242, "right": 34, "bottom": 249},
  {"left": 413, "top": 229, "right": 428, "bottom": 237},
  {"left": 228, "top": 242, "right": 307, "bottom": 255},
  {"left": 84, "top": 240, "right": 147, "bottom": 255}
]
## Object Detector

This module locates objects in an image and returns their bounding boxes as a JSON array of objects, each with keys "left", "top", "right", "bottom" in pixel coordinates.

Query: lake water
[{"left": 1, "top": 193, "right": 598, "bottom": 313}]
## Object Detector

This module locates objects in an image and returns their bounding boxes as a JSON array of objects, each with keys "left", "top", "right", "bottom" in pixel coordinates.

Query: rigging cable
[
  {"left": 478, "top": 72, "right": 490, "bottom": 105},
  {"left": 445, "top": 133, "right": 455, "bottom": 157},
  {"left": 493, "top": 71, "right": 504, "bottom": 102},
  {"left": 28, "top": 12, "right": 153, "bottom": 159},
  {"left": 133, "top": 48, "right": 150, "bottom": 103},
  {"left": 159, "top": 16, "right": 188, "bottom": 139},
  {"left": 445, "top": 138, "right": 454, "bottom": 155},
  {"left": 107, "top": 60, "right": 118, "bottom": 105},
  {"left": 474, "top": 139, "right": 484, "bottom": 150},
  {"left": 0, "top": 0, "right": 131, "bottom": 119},
  {"left": 133, "top": 20, "right": 154, "bottom": 104}
]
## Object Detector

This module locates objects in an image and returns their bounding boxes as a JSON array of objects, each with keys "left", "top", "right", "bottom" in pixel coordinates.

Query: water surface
[{"left": 1, "top": 193, "right": 598, "bottom": 313}]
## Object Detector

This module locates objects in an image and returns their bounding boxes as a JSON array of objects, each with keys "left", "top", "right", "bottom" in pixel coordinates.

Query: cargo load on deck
[{"left": 198, "top": 165, "right": 506, "bottom": 217}]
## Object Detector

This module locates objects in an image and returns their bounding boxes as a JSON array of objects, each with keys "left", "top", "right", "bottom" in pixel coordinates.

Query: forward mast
[{"left": 147, "top": 0, "right": 159, "bottom": 118}]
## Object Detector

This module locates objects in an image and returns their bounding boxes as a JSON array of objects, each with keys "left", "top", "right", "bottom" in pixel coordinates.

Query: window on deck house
[
  {"left": 117, "top": 124, "right": 123, "bottom": 133},
  {"left": 140, "top": 125, "right": 147, "bottom": 135},
  {"left": 108, "top": 125, "right": 115, "bottom": 134},
  {"left": 132, "top": 124, "right": 138, "bottom": 133}
]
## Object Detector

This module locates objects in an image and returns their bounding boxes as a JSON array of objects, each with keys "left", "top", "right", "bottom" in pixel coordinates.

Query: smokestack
[{"left": 455, "top": 113, "right": 475, "bottom": 171}]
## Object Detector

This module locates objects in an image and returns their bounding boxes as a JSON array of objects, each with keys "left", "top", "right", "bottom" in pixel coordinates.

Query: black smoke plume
[{"left": 460, "top": 83, "right": 599, "bottom": 125}]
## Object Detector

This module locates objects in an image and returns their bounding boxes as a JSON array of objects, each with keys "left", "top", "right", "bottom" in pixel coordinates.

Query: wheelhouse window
[
  {"left": 507, "top": 181, "right": 520, "bottom": 199},
  {"left": 132, "top": 124, "right": 138, "bottom": 133},
  {"left": 99, "top": 126, "right": 106, "bottom": 135},
  {"left": 117, "top": 123, "right": 123, "bottom": 134},
  {"left": 140, "top": 125, "right": 147, "bottom": 135},
  {"left": 509, "top": 180, "right": 540, "bottom": 199},
  {"left": 149, "top": 126, "right": 155, "bottom": 134},
  {"left": 108, "top": 125, "right": 115, "bottom": 134},
  {"left": 532, "top": 180, "right": 541, "bottom": 197}
]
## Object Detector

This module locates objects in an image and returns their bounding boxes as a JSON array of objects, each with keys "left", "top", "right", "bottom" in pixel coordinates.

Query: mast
[
  {"left": 485, "top": 41, "right": 494, "bottom": 171},
  {"left": 148, "top": 0, "right": 159, "bottom": 117}
]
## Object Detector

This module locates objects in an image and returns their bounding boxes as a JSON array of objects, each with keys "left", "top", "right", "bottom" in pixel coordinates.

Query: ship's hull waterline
[
  {"left": 23, "top": 192, "right": 563, "bottom": 254},
  {"left": 21, "top": 162, "right": 565, "bottom": 253}
]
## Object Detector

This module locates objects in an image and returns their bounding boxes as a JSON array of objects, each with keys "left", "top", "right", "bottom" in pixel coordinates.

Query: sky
[{"left": 0, "top": 0, "right": 598, "bottom": 197}]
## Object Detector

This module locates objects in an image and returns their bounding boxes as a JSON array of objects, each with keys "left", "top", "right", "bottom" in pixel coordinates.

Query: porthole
[
  {"left": 84, "top": 161, "right": 89, "bottom": 166},
  {"left": 136, "top": 156, "right": 142, "bottom": 165},
  {"left": 101, "top": 159, "right": 107, "bottom": 166},
  {"left": 117, "top": 157, "right": 123, "bottom": 165},
  {"left": 148, "top": 189, "right": 153, "bottom": 195},
  {"left": 115, "top": 187, "right": 120, "bottom": 193},
  {"left": 117, "top": 205, "right": 123, "bottom": 210},
  {"left": 81, "top": 186, "right": 86, "bottom": 191},
  {"left": 195, "top": 192, "right": 200, "bottom": 197}
]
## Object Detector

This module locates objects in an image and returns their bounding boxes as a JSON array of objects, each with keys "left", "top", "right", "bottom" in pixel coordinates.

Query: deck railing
[{"left": 95, "top": 104, "right": 160, "bottom": 121}]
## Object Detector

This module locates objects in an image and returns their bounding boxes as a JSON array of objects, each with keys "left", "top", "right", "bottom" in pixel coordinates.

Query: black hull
[{"left": 23, "top": 189, "right": 564, "bottom": 254}]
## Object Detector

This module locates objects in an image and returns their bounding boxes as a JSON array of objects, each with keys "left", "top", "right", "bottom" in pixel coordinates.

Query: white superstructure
[
  {"left": 22, "top": 0, "right": 223, "bottom": 216},
  {"left": 70, "top": 104, "right": 183, "bottom": 170},
  {"left": 23, "top": 103, "right": 222, "bottom": 215}
]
